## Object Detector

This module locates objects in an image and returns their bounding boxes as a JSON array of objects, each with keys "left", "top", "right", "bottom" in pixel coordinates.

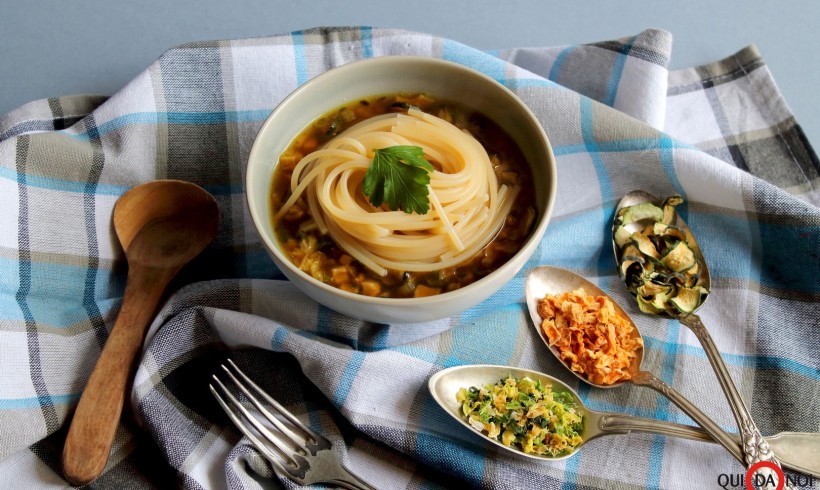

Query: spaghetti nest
[{"left": 273, "top": 109, "right": 519, "bottom": 276}]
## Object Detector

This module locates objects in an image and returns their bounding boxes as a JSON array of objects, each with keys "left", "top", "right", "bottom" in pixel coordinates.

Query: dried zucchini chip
[
  {"left": 661, "top": 195, "right": 684, "bottom": 225},
  {"left": 638, "top": 281, "right": 671, "bottom": 297},
  {"left": 661, "top": 241, "right": 696, "bottom": 272},
  {"left": 614, "top": 225, "right": 633, "bottom": 248},
  {"left": 631, "top": 234, "right": 660, "bottom": 260},
  {"left": 653, "top": 222, "right": 687, "bottom": 242},
  {"left": 637, "top": 295, "right": 662, "bottom": 314},
  {"left": 618, "top": 202, "right": 663, "bottom": 224},
  {"left": 615, "top": 194, "right": 709, "bottom": 317},
  {"left": 669, "top": 286, "right": 708, "bottom": 315}
]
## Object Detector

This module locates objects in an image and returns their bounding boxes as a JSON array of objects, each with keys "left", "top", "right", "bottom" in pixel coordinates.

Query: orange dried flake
[{"left": 537, "top": 288, "right": 642, "bottom": 385}]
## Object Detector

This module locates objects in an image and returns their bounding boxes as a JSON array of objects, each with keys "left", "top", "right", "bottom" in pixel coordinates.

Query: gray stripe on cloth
[
  {"left": 47, "top": 98, "right": 66, "bottom": 130},
  {"left": 590, "top": 39, "right": 669, "bottom": 68},
  {"left": 15, "top": 135, "right": 60, "bottom": 434},
  {"left": 158, "top": 43, "right": 231, "bottom": 184},
  {"left": 701, "top": 75, "right": 748, "bottom": 172},
  {"left": 0, "top": 120, "right": 57, "bottom": 141},
  {"left": 81, "top": 113, "right": 110, "bottom": 350},
  {"left": 211, "top": 42, "right": 251, "bottom": 280},
  {"left": 667, "top": 58, "right": 766, "bottom": 96},
  {"left": 737, "top": 123, "right": 820, "bottom": 191},
  {"left": 0, "top": 95, "right": 106, "bottom": 142},
  {"left": 667, "top": 45, "right": 766, "bottom": 96}
]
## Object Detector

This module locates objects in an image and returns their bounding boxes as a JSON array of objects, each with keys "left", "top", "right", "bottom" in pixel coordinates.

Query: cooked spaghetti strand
[{"left": 274, "top": 109, "right": 521, "bottom": 276}]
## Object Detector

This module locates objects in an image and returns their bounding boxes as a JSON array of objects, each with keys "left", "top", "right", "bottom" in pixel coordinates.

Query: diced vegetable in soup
[{"left": 269, "top": 93, "right": 537, "bottom": 298}]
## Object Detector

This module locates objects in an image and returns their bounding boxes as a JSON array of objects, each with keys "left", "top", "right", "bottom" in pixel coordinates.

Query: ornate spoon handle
[
  {"left": 680, "top": 314, "right": 781, "bottom": 465},
  {"left": 681, "top": 314, "right": 792, "bottom": 489},
  {"left": 597, "top": 412, "right": 744, "bottom": 462},
  {"left": 597, "top": 414, "right": 820, "bottom": 478},
  {"left": 631, "top": 370, "right": 741, "bottom": 460}
]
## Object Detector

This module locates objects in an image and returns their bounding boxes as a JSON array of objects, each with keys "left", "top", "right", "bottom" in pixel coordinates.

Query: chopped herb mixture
[{"left": 457, "top": 375, "right": 583, "bottom": 456}]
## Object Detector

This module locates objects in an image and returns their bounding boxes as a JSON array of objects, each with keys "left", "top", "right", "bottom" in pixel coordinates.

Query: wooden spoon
[{"left": 62, "top": 180, "right": 219, "bottom": 486}]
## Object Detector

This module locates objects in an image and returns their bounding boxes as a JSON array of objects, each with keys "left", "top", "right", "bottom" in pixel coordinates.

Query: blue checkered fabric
[{"left": 0, "top": 27, "right": 817, "bottom": 489}]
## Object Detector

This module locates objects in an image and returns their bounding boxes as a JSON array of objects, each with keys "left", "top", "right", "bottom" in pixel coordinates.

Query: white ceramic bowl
[{"left": 246, "top": 56, "right": 556, "bottom": 323}]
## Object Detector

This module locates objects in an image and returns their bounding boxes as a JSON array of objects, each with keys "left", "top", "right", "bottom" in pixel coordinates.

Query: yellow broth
[{"left": 269, "top": 93, "right": 537, "bottom": 298}]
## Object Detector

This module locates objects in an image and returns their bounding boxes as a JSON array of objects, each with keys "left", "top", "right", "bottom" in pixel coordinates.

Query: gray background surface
[{"left": 2, "top": 1, "right": 818, "bottom": 146}]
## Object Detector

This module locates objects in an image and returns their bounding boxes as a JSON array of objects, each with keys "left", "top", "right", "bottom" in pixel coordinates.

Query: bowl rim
[{"left": 246, "top": 55, "right": 557, "bottom": 308}]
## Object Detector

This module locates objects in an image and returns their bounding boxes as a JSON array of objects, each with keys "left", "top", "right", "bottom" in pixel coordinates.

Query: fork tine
[
  {"left": 212, "top": 360, "right": 376, "bottom": 490},
  {"left": 224, "top": 359, "right": 331, "bottom": 454},
  {"left": 209, "top": 381, "right": 304, "bottom": 478},
  {"left": 217, "top": 366, "right": 307, "bottom": 454},
  {"left": 210, "top": 375, "right": 301, "bottom": 464}
]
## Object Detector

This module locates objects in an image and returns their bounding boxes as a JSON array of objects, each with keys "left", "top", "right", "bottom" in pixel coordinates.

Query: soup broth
[{"left": 270, "top": 93, "right": 537, "bottom": 298}]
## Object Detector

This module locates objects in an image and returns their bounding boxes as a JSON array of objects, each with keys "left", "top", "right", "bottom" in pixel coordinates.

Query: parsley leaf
[{"left": 361, "top": 145, "right": 433, "bottom": 214}]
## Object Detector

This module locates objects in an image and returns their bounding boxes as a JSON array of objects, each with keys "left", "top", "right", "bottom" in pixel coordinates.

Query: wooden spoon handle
[{"left": 62, "top": 266, "right": 173, "bottom": 486}]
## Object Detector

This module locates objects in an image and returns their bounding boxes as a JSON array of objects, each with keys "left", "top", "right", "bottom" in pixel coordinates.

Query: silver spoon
[
  {"left": 613, "top": 190, "right": 786, "bottom": 473},
  {"left": 428, "top": 364, "right": 819, "bottom": 475},
  {"left": 524, "top": 265, "right": 749, "bottom": 468}
]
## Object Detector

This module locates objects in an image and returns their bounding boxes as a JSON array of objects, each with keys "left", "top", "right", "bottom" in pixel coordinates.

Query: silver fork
[{"left": 210, "top": 359, "right": 376, "bottom": 490}]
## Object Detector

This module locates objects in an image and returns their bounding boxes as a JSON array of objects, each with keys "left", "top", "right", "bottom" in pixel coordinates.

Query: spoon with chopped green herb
[
  {"left": 429, "top": 364, "right": 716, "bottom": 461},
  {"left": 613, "top": 190, "right": 788, "bottom": 475},
  {"left": 428, "top": 364, "right": 819, "bottom": 472}
]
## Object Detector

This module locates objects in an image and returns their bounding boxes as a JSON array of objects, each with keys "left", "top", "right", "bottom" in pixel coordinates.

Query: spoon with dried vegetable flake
[
  {"left": 525, "top": 266, "right": 747, "bottom": 463},
  {"left": 429, "top": 363, "right": 819, "bottom": 476},
  {"left": 612, "top": 190, "right": 788, "bottom": 477}
]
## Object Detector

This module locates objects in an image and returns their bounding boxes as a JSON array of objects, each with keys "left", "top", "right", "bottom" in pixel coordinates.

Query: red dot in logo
[{"left": 745, "top": 461, "right": 785, "bottom": 490}]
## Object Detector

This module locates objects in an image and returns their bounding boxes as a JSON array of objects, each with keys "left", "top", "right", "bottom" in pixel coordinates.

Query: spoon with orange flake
[{"left": 524, "top": 265, "right": 751, "bottom": 465}]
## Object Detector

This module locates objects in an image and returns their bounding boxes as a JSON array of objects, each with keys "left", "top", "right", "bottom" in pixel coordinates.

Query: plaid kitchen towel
[{"left": 0, "top": 27, "right": 818, "bottom": 489}]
